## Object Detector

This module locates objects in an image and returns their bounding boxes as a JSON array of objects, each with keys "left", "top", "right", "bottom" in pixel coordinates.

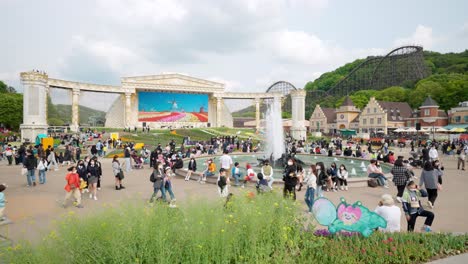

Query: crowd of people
[{"left": 1, "top": 129, "right": 467, "bottom": 232}]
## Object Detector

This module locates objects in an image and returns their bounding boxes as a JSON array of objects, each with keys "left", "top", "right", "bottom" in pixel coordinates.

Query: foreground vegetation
[{"left": 2, "top": 193, "right": 466, "bottom": 264}]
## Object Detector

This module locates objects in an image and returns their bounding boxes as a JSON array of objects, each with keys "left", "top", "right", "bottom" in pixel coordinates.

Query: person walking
[
  {"left": 429, "top": 146, "right": 438, "bottom": 162},
  {"left": 76, "top": 160, "right": 89, "bottom": 193},
  {"left": 37, "top": 156, "right": 48, "bottom": 184},
  {"left": 47, "top": 148, "right": 58, "bottom": 171},
  {"left": 0, "top": 184, "right": 7, "bottom": 221},
  {"left": 219, "top": 150, "right": 233, "bottom": 178},
  {"left": 162, "top": 167, "right": 176, "bottom": 203},
  {"left": 391, "top": 159, "right": 413, "bottom": 203},
  {"left": 112, "top": 155, "right": 125, "bottom": 190},
  {"left": 402, "top": 181, "right": 434, "bottom": 232},
  {"left": 457, "top": 145, "right": 466, "bottom": 170},
  {"left": 217, "top": 168, "right": 230, "bottom": 197},
  {"left": 23, "top": 151, "right": 37, "bottom": 187},
  {"left": 419, "top": 161, "right": 440, "bottom": 209},
  {"left": 283, "top": 158, "right": 298, "bottom": 200},
  {"left": 303, "top": 164, "right": 317, "bottom": 213},
  {"left": 124, "top": 145, "right": 132, "bottom": 172},
  {"left": 62, "top": 166, "right": 83, "bottom": 208},
  {"left": 149, "top": 162, "right": 165, "bottom": 203},
  {"left": 87, "top": 159, "right": 100, "bottom": 201},
  {"left": 315, "top": 162, "right": 327, "bottom": 198},
  {"left": 4, "top": 145, "right": 13, "bottom": 166}
]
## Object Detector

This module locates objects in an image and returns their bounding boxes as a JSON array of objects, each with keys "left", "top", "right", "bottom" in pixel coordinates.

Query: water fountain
[
  {"left": 350, "top": 168, "right": 357, "bottom": 176},
  {"left": 360, "top": 161, "right": 366, "bottom": 168},
  {"left": 265, "top": 98, "right": 285, "bottom": 162}
]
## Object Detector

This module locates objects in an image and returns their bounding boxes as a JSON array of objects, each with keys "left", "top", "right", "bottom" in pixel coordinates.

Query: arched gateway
[{"left": 20, "top": 71, "right": 307, "bottom": 141}]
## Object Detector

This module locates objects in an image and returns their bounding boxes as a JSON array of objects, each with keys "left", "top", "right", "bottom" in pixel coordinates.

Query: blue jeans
[
  {"left": 204, "top": 171, "right": 214, "bottom": 177},
  {"left": 305, "top": 187, "right": 315, "bottom": 212},
  {"left": 150, "top": 187, "right": 163, "bottom": 202},
  {"left": 233, "top": 173, "right": 242, "bottom": 186},
  {"left": 368, "top": 173, "right": 387, "bottom": 186},
  {"left": 27, "top": 169, "right": 36, "bottom": 186},
  {"left": 162, "top": 182, "right": 175, "bottom": 201},
  {"left": 39, "top": 169, "right": 46, "bottom": 184}
]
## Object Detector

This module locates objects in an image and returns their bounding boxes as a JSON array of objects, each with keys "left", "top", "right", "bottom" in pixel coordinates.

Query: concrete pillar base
[
  {"left": 20, "top": 124, "right": 48, "bottom": 144},
  {"left": 290, "top": 127, "right": 307, "bottom": 140}
]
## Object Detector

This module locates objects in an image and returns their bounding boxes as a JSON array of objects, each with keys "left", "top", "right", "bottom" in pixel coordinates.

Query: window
[
  {"left": 367, "top": 108, "right": 370, "bottom": 113},
  {"left": 374, "top": 108, "right": 377, "bottom": 113},
  {"left": 363, "top": 119, "right": 367, "bottom": 125},
  {"left": 377, "top": 118, "right": 382, "bottom": 124},
  {"left": 455, "top": 116, "right": 461, "bottom": 123},
  {"left": 465, "top": 116, "right": 468, "bottom": 122},
  {"left": 424, "top": 109, "right": 430, "bottom": 116},
  {"left": 370, "top": 118, "right": 374, "bottom": 124}
]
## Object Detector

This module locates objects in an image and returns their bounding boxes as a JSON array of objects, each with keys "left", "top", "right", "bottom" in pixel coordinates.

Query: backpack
[
  {"left": 367, "top": 178, "right": 378, "bottom": 188},
  {"left": 150, "top": 172, "right": 156, "bottom": 183}
]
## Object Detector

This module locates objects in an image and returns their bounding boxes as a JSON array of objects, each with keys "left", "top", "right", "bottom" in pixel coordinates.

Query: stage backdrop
[{"left": 138, "top": 92, "right": 208, "bottom": 122}]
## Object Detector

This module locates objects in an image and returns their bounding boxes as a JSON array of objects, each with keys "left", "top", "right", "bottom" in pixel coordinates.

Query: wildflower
[
  {"left": 388, "top": 237, "right": 394, "bottom": 242},
  {"left": 229, "top": 214, "right": 233, "bottom": 218},
  {"left": 221, "top": 229, "right": 225, "bottom": 233},
  {"left": 361, "top": 249, "right": 366, "bottom": 254}
]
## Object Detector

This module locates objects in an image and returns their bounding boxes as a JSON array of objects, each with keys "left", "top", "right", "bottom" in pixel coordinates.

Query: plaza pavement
[{"left": 0, "top": 147, "right": 467, "bottom": 261}]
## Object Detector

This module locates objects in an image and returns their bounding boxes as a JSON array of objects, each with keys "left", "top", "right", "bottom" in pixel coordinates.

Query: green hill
[{"left": 47, "top": 98, "right": 106, "bottom": 126}]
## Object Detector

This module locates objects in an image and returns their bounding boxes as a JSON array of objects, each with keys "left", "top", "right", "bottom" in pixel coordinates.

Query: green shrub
[{"left": 2, "top": 193, "right": 467, "bottom": 263}]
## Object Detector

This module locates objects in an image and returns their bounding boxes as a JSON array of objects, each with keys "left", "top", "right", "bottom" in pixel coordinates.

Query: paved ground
[{"left": 0, "top": 147, "right": 467, "bottom": 260}]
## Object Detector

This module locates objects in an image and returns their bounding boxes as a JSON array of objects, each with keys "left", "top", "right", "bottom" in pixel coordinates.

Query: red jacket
[{"left": 65, "top": 172, "right": 80, "bottom": 192}]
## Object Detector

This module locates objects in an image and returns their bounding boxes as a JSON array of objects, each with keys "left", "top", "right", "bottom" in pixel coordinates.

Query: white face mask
[
  {"left": 287, "top": 162, "right": 293, "bottom": 166},
  {"left": 316, "top": 166, "right": 321, "bottom": 170}
]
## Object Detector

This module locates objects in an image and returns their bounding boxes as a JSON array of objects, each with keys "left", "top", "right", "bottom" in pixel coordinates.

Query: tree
[
  {"left": 375, "top": 86, "right": 409, "bottom": 102},
  {"left": 0, "top": 93, "right": 23, "bottom": 129}
]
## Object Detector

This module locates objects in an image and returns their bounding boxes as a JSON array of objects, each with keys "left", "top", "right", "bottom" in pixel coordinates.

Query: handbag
[
  {"left": 21, "top": 167, "right": 28, "bottom": 176},
  {"left": 118, "top": 169, "right": 125, "bottom": 180}
]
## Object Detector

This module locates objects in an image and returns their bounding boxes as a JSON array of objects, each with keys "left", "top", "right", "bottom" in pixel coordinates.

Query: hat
[
  {"left": 165, "top": 167, "right": 171, "bottom": 171},
  {"left": 380, "top": 194, "right": 394, "bottom": 206}
]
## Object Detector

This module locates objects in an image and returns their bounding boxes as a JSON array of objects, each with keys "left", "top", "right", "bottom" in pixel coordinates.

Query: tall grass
[{"left": 2, "top": 192, "right": 467, "bottom": 263}]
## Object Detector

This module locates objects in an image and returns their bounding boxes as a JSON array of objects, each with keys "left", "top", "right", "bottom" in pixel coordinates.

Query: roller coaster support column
[{"left": 290, "top": 89, "right": 307, "bottom": 140}]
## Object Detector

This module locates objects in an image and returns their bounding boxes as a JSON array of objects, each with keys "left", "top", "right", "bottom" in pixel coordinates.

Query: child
[
  {"left": 185, "top": 157, "right": 197, "bottom": 181},
  {"left": 231, "top": 162, "right": 242, "bottom": 186},
  {"left": 217, "top": 168, "right": 229, "bottom": 197},
  {"left": 303, "top": 165, "right": 317, "bottom": 213},
  {"left": 261, "top": 161, "right": 274, "bottom": 189},
  {"left": 337, "top": 164, "right": 348, "bottom": 191},
  {"left": 37, "top": 156, "right": 48, "bottom": 184},
  {"left": 402, "top": 181, "right": 434, "bottom": 232},
  {"left": 63, "top": 166, "right": 83, "bottom": 208},
  {"left": 242, "top": 164, "right": 255, "bottom": 188},
  {"left": 256, "top": 172, "right": 270, "bottom": 193},
  {"left": 0, "top": 184, "right": 7, "bottom": 221}
]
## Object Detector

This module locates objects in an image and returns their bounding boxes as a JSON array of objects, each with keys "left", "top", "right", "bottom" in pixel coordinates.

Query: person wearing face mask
[
  {"left": 76, "top": 160, "right": 89, "bottom": 194},
  {"left": 303, "top": 164, "right": 317, "bottom": 213},
  {"left": 336, "top": 164, "right": 348, "bottom": 191},
  {"left": 402, "top": 181, "right": 434, "bottom": 232},
  {"left": 282, "top": 158, "right": 298, "bottom": 200},
  {"left": 200, "top": 159, "right": 215, "bottom": 184},
  {"left": 185, "top": 156, "right": 197, "bottom": 181},
  {"left": 315, "top": 162, "right": 327, "bottom": 198},
  {"left": 419, "top": 161, "right": 441, "bottom": 209},
  {"left": 149, "top": 162, "right": 165, "bottom": 203},
  {"left": 87, "top": 159, "right": 99, "bottom": 201}
]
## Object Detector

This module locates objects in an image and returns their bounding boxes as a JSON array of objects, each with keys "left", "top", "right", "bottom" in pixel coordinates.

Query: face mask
[
  {"left": 287, "top": 162, "right": 293, "bottom": 166},
  {"left": 435, "top": 163, "right": 440, "bottom": 167},
  {"left": 90, "top": 162, "right": 95, "bottom": 165},
  {"left": 316, "top": 166, "right": 321, "bottom": 170},
  {"left": 340, "top": 167, "right": 344, "bottom": 170}
]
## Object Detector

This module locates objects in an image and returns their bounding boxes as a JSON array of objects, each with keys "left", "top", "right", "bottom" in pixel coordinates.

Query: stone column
[
  {"left": 216, "top": 97, "right": 222, "bottom": 127},
  {"left": 70, "top": 88, "right": 80, "bottom": 132},
  {"left": 290, "top": 89, "right": 307, "bottom": 140},
  {"left": 125, "top": 92, "right": 132, "bottom": 128},
  {"left": 20, "top": 71, "right": 49, "bottom": 142},
  {"left": 255, "top": 98, "right": 261, "bottom": 131}
]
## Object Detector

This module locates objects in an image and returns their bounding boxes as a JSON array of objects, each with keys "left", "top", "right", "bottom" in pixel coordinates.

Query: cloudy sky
[{"left": 1, "top": 0, "right": 467, "bottom": 112}]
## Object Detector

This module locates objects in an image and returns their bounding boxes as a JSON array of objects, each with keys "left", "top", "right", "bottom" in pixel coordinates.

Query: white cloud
[{"left": 394, "top": 25, "right": 434, "bottom": 49}]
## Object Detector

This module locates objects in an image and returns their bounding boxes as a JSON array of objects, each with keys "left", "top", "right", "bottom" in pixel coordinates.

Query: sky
[{"left": 1, "top": 0, "right": 467, "bottom": 112}]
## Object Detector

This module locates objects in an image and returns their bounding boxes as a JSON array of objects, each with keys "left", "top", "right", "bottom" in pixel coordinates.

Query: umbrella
[
  {"left": 450, "top": 127, "right": 466, "bottom": 133},
  {"left": 405, "top": 127, "right": 417, "bottom": 132},
  {"left": 394, "top": 128, "right": 405, "bottom": 132},
  {"left": 435, "top": 127, "right": 449, "bottom": 133}
]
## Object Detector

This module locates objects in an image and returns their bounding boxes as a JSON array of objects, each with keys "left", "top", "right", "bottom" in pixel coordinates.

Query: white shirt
[
  {"left": 219, "top": 154, "right": 233, "bottom": 169},
  {"left": 429, "top": 148, "right": 438, "bottom": 159},
  {"left": 304, "top": 171, "right": 317, "bottom": 189},
  {"left": 374, "top": 205, "right": 401, "bottom": 232}
]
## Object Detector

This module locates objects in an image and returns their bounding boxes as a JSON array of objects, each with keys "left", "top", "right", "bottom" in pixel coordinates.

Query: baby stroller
[{"left": 131, "top": 154, "right": 144, "bottom": 169}]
